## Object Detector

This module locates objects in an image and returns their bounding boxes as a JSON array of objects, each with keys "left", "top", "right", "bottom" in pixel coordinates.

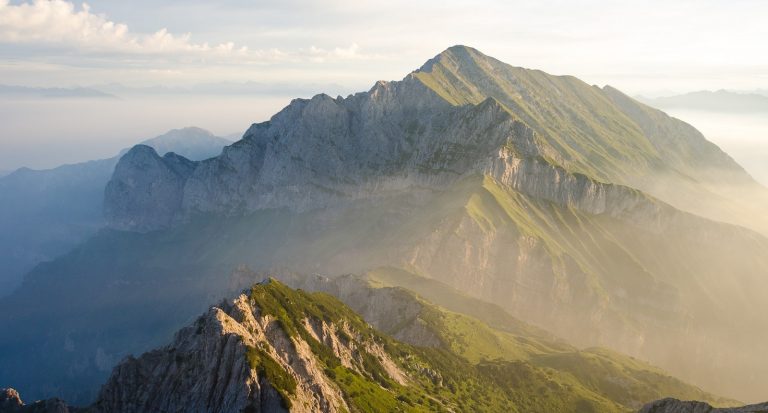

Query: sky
[{"left": 0, "top": 0, "right": 767, "bottom": 171}]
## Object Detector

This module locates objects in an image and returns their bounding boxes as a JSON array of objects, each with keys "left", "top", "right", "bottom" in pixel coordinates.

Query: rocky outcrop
[
  {"left": 88, "top": 280, "right": 411, "bottom": 413},
  {"left": 0, "top": 388, "right": 71, "bottom": 413},
  {"left": 639, "top": 398, "right": 768, "bottom": 413}
]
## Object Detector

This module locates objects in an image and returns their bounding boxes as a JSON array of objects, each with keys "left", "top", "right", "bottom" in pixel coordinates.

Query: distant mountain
[
  {"left": 0, "top": 277, "right": 735, "bottom": 412},
  {"left": 639, "top": 90, "right": 768, "bottom": 112},
  {"left": 3, "top": 46, "right": 768, "bottom": 406},
  {"left": 0, "top": 84, "right": 117, "bottom": 99},
  {"left": 130, "top": 127, "right": 232, "bottom": 161},
  {"left": 0, "top": 127, "right": 230, "bottom": 296}
]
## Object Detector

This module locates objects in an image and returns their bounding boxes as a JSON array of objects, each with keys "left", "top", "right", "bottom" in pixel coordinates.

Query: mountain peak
[
  {"left": 103, "top": 46, "right": 755, "bottom": 238},
  {"left": 417, "top": 44, "right": 489, "bottom": 73}
]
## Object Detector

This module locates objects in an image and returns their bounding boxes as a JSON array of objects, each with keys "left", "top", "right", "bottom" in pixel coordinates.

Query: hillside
[{"left": 1, "top": 279, "right": 734, "bottom": 412}]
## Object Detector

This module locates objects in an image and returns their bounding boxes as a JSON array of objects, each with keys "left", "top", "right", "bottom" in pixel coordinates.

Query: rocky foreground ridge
[{"left": 1, "top": 277, "right": 750, "bottom": 413}]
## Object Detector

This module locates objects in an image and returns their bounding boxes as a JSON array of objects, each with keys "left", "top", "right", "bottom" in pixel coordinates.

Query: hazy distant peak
[
  {"left": 141, "top": 126, "right": 219, "bottom": 144},
  {"left": 137, "top": 127, "right": 231, "bottom": 161}
]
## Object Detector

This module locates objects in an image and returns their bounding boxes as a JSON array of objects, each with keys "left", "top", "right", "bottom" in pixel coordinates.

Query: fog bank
[{"left": 663, "top": 109, "right": 768, "bottom": 186}]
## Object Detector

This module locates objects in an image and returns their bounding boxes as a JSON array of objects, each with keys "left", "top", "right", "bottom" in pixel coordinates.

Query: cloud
[
  {"left": 0, "top": 0, "right": 371, "bottom": 62},
  {"left": 305, "top": 43, "right": 377, "bottom": 62},
  {"left": 0, "top": 0, "right": 246, "bottom": 55}
]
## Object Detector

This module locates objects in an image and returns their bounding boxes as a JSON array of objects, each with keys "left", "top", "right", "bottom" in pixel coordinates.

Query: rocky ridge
[
  {"left": 639, "top": 398, "right": 768, "bottom": 413},
  {"left": 106, "top": 46, "right": 736, "bottom": 233},
  {"left": 0, "top": 388, "right": 70, "bottom": 413},
  {"left": 2, "top": 278, "right": 740, "bottom": 413}
]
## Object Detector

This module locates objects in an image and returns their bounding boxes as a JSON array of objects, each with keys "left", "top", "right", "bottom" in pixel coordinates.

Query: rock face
[
  {"left": 104, "top": 146, "right": 196, "bottom": 231},
  {"left": 639, "top": 398, "right": 768, "bottom": 413},
  {"left": 89, "top": 280, "right": 399, "bottom": 413}
]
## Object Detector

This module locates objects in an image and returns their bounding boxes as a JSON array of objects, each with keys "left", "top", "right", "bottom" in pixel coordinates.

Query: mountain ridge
[{"left": 105, "top": 45, "right": 766, "bottom": 235}]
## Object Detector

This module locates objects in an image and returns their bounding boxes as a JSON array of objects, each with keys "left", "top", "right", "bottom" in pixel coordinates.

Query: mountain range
[
  {"left": 1, "top": 45, "right": 767, "bottom": 409},
  {"left": 0, "top": 127, "right": 230, "bottom": 295},
  {"left": 0, "top": 85, "right": 117, "bottom": 99}
]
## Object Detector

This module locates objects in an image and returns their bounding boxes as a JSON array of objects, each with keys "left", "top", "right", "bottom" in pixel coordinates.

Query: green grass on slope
[
  {"left": 365, "top": 266, "right": 561, "bottom": 341},
  {"left": 533, "top": 348, "right": 738, "bottom": 409},
  {"left": 246, "top": 345, "right": 298, "bottom": 409},
  {"left": 245, "top": 280, "right": 628, "bottom": 413},
  {"left": 414, "top": 45, "right": 661, "bottom": 183}
]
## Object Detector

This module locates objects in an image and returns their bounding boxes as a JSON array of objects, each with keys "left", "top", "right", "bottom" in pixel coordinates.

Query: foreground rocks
[
  {"left": 640, "top": 398, "right": 768, "bottom": 413},
  {"left": 0, "top": 388, "right": 70, "bottom": 413}
]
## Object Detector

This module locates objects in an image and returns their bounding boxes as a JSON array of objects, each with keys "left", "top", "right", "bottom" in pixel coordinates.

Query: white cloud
[
  {"left": 0, "top": 0, "right": 371, "bottom": 62},
  {"left": 0, "top": 0, "right": 242, "bottom": 55},
  {"left": 306, "top": 43, "right": 375, "bottom": 62}
]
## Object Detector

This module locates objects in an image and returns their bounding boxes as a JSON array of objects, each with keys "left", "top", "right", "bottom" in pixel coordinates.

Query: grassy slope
[
  {"left": 363, "top": 268, "right": 734, "bottom": 410},
  {"left": 413, "top": 45, "right": 750, "bottom": 189},
  {"left": 248, "top": 279, "right": 628, "bottom": 413},
  {"left": 413, "top": 46, "right": 660, "bottom": 182}
]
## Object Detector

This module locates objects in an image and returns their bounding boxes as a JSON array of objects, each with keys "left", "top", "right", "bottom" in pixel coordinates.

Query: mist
[
  {"left": 0, "top": 93, "right": 295, "bottom": 171},
  {"left": 662, "top": 109, "right": 768, "bottom": 187}
]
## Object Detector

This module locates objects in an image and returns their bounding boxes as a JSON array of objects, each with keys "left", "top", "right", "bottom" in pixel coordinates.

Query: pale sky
[
  {"left": 0, "top": 0, "right": 767, "bottom": 171},
  {"left": 1, "top": 0, "right": 767, "bottom": 93}
]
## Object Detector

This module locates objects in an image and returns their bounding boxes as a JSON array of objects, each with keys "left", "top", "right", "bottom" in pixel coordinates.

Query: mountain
[
  {"left": 0, "top": 84, "right": 116, "bottom": 99},
  {"left": 2, "top": 46, "right": 768, "bottom": 405},
  {"left": 0, "top": 279, "right": 735, "bottom": 412},
  {"left": 127, "top": 127, "right": 232, "bottom": 162},
  {"left": 638, "top": 90, "right": 768, "bottom": 113},
  {"left": 0, "top": 127, "right": 230, "bottom": 296}
]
